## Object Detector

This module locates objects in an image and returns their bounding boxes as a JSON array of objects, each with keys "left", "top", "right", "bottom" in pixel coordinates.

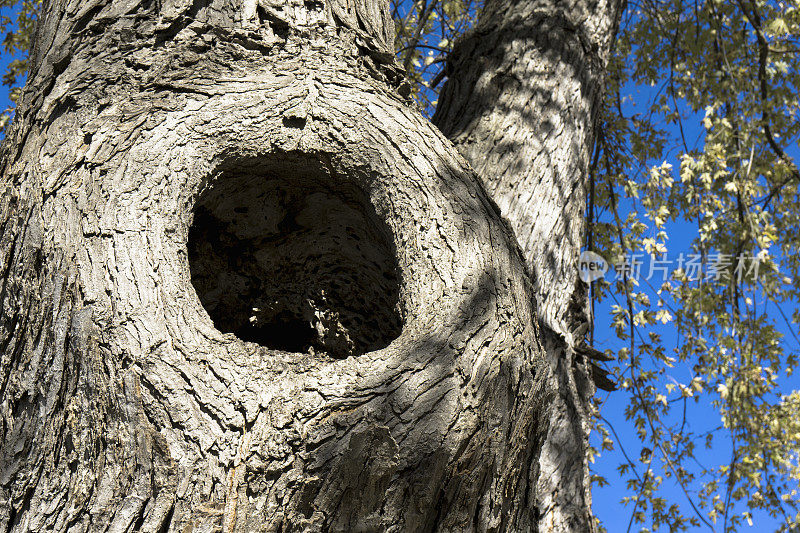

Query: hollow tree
[{"left": 0, "top": 0, "right": 622, "bottom": 530}]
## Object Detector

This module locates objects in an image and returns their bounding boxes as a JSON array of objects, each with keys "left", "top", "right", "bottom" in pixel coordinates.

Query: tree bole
[{"left": 0, "top": 0, "right": 614, "bottom": 531}]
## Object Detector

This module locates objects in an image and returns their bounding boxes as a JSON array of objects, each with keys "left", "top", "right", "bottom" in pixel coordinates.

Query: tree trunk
[
  {"left": 432, "top": 0, "right": 624, "bottom": 529},
  {"left": 434, "top": 0, "right": 623, "bottom": 341},
  {"left": 0, "top": 1, "right": 614, "bottom": 532}
]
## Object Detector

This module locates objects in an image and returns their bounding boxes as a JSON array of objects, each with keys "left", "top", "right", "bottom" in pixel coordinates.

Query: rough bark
[
  {"left": 0, "top": 0, "right": 614, "bottom": 531},
  {"left": 432, "top": 0, "right": 624, "bottom": 529},
  {"left": 433, "top": 0, "right": 623, "bottom": 340}
]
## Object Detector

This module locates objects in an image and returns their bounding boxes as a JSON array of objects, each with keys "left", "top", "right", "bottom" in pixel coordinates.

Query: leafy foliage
[
  {"left": 587, "top": 0, "right": 800, "bottom": 530},
  {"left": 0, "top": 0, "right": 38, "bottom": 133},
  {"left": 391, "top": 0, "right": 480, "bottom": 114}
]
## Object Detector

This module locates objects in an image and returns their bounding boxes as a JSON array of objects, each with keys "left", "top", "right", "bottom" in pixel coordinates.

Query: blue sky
[
  {"left": 0, "top": 4, "right": 22, "bottom": 126},
  {"left": 0, "top": 55, "right": 15, "bottom": 106},
  {"left": 588, "top": 79, "right": 800, "bottom": 531},
  {"left": 1, "top": 3, "right": 798, "bottom": 531}
]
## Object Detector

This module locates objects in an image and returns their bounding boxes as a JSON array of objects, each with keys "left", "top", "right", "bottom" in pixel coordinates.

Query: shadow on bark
[{"left": 433, "top": 13, "right": 606, "bottom": 334}]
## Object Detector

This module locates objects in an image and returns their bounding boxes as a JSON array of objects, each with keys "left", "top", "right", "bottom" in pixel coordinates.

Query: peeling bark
[{"left": 0, "top": 0, "right": 617, "bottom": 531}]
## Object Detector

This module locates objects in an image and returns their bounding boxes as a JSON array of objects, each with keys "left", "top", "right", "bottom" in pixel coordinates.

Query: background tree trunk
[
  {"left": 1, "top": 1, "right": 614, "bottom": 532},
  {"left": 432, "top": 1, "right": 624, "bottom": 528},
  {"left": 434, "top": 0, "right": 623, "bottom": 341}
]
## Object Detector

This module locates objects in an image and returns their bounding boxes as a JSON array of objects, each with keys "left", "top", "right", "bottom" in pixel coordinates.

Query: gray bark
[
  {"left": 434, "top": 0, "right": 623, "bottom": 340},
  {"left": 0, "top": 0, "right": 616, "bottom": 532},
  {"left": 432, "top": 0, "right": 624, "bottom": 529}
]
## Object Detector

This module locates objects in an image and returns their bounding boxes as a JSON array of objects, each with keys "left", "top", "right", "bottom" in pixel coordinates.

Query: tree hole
[{"left": 187, "top": 155, "right": 403, "bottom": 358}]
